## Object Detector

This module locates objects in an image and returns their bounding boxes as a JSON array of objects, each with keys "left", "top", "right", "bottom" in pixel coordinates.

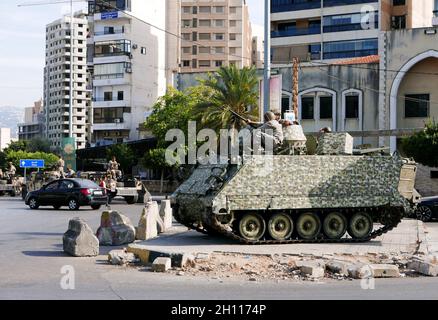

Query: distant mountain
[{"left": 0, "top": 106, "right": 25, "bottom": 138}]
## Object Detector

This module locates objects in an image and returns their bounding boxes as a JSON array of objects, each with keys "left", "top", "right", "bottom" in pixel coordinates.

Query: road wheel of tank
[
  {"left": 416, "top": 205, "right": 433, "bottom": 222},
  {"left": 125, "top": 195, "right": 138, "bottom": 205},
  {"left": 348, "top": 212, "right": 373, "bottom": 240},
  {"left": 296, "top": 212, "right": 321, "bottom": 240},
  {"left": 238, "top": 213, "right": 266, "bottom": 241},
  {"left": 28, "top": 197, "right": 39, "bottom": 210},
  {"left": 323, "top": 212, "right": 347, "bottom": 239},
  {"left": 267, "top": 213, "right": 294, "bottom": 240},
  {"left": 68, "top": 198, "right": 80, "bottom": 211}
]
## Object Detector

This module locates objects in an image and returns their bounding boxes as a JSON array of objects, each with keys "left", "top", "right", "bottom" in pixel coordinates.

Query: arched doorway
[
  {"left": 389, "top": 50, "right": 438, "bottom": 152},
  {"left": 298, "top": 87, "right": 337, "bottom": 133}
]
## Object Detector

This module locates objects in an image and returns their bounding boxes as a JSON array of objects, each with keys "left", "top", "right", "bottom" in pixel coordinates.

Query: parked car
[
  {"left": 414, "top": 196, "right": 438, "bottom": 222},
  {"left": 25, "top": 178, "right": 108, "bottom": 211}
]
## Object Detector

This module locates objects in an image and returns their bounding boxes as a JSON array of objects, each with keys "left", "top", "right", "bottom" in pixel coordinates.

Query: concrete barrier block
[
  {"left": 96, "top": 211, "right": 136, "bottom": 246},
  {"left": 369, "top": 264, "right": 400, "bottom": 278},
  {"left": 137, "top": 202, "right": 159, "bottom": 240},
  {"left": 152, "top": 257, "right": 171, "bottom": 272},
  {"left": 63, "top": 218, "right": 99, "bottom": 257},
  {"left": 159, "top": 200, "right": 173, "bottom": 231}
]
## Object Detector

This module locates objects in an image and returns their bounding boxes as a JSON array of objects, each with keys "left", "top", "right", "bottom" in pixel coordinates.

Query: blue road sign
[
  {"left": 19, "top": 159, "right": 45, "bottom": 169},
  {"left": 101, "top": 11, "right": 118, "bottom": 20}
]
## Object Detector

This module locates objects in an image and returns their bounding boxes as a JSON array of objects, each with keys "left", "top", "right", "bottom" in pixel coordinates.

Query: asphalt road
[{"left": 1, "top": 197, "right": 438, "bottom": 300}]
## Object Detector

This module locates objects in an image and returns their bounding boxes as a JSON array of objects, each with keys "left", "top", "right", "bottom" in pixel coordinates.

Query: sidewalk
[
  {"left": 420, "top": 222, "right": 438, "bottom": 255},
  {"left": 128, "top": 219, "right": 423, "bottom": 258}
]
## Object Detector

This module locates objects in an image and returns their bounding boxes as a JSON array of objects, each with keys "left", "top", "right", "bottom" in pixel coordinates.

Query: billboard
[{"left": 62, "top": 137, "right": 76, "bottom": 171}]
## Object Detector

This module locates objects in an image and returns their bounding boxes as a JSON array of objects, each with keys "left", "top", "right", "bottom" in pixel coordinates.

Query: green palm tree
[{"left": 195, "top": 64, "right": 259, "bottom": 132}]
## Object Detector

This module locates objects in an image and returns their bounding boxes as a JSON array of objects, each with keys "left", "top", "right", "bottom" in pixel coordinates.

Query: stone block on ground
[
  {"left": 96, "top": 210, "right": 135, "bottom": 246},
  {"left": 298, "top": 262, "right": 325, "bottom": 278},
  {"left": 159, "top": 200, "right": 173, "bottom": 231},
  {"left": 137, "top": 202, "right": 159, "bottom": 240},
  {"left": 408, "top": 259, "right": 438, "bottom": 277},
  {"left": 108, "top": 249, "right": 137, "bottom": 265},
  {"left": 369, "top": 264, "right": 400, "bottom": 278},
  {"left": 152, "top": 257, "right": 172, "bottom": 272},
  {"left": 63, "top": 218, "right": 99, "bottom": 257},
  {"left": 348, "top": 264, "right": 373, "bottom": 279},
  {"left": 326, "top": 260, "right": 350, "bottom": 276},
  {"left": 179, "top": 253, "right": 196, "bottom": 268}
]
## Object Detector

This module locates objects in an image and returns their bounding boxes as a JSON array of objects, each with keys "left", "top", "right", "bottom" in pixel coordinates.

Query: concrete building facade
[
  {"left": 270, "top": 0, "right": 436, "bottom": 64},
  {"left": 0, "top": 128, "right": 12, "bottom": 151},
  {"left": 44, "top": 11, "right": 91, "bottom": 150},
  {"left": 251, "top": 35, "right": 264, "bottom": 69},
  {"left": 87, "top": 0, "right": 169, "bottom": 145},
  {"left": 18, "top": 99, "right": 45, "bottom": 141},
  {"left": 179, "top": 0, "right": 252, "bottom": 73}
]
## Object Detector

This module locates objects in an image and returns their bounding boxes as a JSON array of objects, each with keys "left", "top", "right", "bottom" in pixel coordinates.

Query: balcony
[
  {"left": 93, "top": 98, "right": 128, "bottom": 108},
  {"left": 272, "top": 26, "right": 321, "bottom": 38}
]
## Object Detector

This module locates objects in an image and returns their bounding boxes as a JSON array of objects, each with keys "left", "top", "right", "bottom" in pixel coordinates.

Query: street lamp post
[{"left": 263, "top": 0, "right": 271, "bottom": 114}]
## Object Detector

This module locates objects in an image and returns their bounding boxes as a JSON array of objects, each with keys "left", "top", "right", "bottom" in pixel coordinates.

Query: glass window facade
[
  {"left": 301, "top": 97, "right": 314, "bottom": 119},
  {"left": 271, "top": 0, "right": 378, "bottom": 13},
  {"left": 323, "top": 38, "right": 378, "bottom": 59},
  {"left": 405, "top": 94, "right": 429, "bottom": 118}
]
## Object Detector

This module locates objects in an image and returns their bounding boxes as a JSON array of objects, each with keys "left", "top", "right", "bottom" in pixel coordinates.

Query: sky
[{"left": 0, "top": 0, "right": 265, "bottom": 108}]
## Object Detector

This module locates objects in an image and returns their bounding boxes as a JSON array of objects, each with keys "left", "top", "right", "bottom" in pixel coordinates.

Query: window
[
  {"left": 323, "top": 38, "right": 378, "bottom": 59},
  {"left": 117, "top": 91, "right": 124, "bottom": 101},
  {"left": 104, "top": 92, "right": 113, "bottom": 101},
  {"left": 192, "top": 45, "right": 197, "bottom": 55},
  {"left": 94, "top": 40, "right": 131, "bottom": 57},
  {"left": 141, "top": 47, "right": 146, "bottom": 55},
  {"left": 192, "top": 59, "right": 197, "bottom": 68},
  {"left": 229, "top": 47, "right": 236, "bottom": 54},
  {"left": 199, "top": 6, "right": 211, "bottom": 14},
  {"left": 199, "top": 20, "right": 211, "bottom": 27},
  {"left": 230, "top": 33, "right": 236, "bottom": 41},
  {"left": 230, "top": 7, "right": 236, "bottom": 14},
  {"left": 104, "top": 26, "right": 114, "bottom": 34},
  {"left": 199, "top": 33, "right": 211, "bottom": 40},
  {"left": 192, "top": 32, "right": 197, "bottom": 41},
  {"left": 215, "top": 61, "right": 223, "bottom": 67},
  {"left": 215, "top": 20, "right": 225, "bottom": 27},
  {"left": 60, "top": 180, "right": 75, "bottom": 189},
  {"left": 182, "top": 6, "right": 191, "bottom": 14},
  {"left": 405, "top": 94, "right": 429, "bottom": 118},
  {"left": 215, "top": 33, "right": 224, "bottom": 41},
  {"left": 214, "top": 6, "right": 224, "bottom": 14},
  {"left": 183, "top": 20, "right": 191, "bottom": 28},
  {"left": 393, "top": 0, "right": 406, "bottom": 5},
  {"left": 319, "top": 96, "right": 333, "bottom": 119},
  {"left": 199, "top": 46, "right": 210, "bottom": 54},
  {"left": 301, "top": 97, "right": 314, "bottom": 120},
  {"left": 230, "top": 20, "right": 237, "bottom": 27},
  {"left": 345, "top": 95, "right": 359, "bottom": 118},
  {"left": 182, "top": 33, "right": 191, "bottom": 40},
  {"left": 45, "top": 182, "right": 59, "bottom": 191},
  {"left": 182, "top": 60, "right": 190, "bottom": 67},
  {"left": 182, "top": 47, "right": 191, "bottom": 54},
  {"left": 199, "top": 60, "right": 211, "bottom": 68},
  {"left": 214, "top": 47, "right": 224, "bottom": 54},
  {"left": 392, "top": 15, "right": 406, "bottom": 29}
]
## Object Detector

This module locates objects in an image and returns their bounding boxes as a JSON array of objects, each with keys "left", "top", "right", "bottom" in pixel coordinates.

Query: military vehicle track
[{"left": 176, "top": 207, "right": 404, "bottom": 245}]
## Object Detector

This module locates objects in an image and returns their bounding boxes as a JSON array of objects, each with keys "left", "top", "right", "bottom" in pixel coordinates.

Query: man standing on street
[{"left": 57, "top": 157, "right": 65, "bottom": 179}]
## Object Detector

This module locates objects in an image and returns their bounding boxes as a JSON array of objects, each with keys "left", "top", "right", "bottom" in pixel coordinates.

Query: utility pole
[
  {"left": 263, "top": 0, "right": 271, "bottom": 114},
  {"left": 292, "top": 57, "right": 299, "bottom": 120},
  {"left": 69, "top": 0, "right": 74, "bottom": 138}
]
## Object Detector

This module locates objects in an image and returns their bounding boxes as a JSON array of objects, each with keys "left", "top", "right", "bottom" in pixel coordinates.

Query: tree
[
  {"left": 5, "top": 151, "right": 59, "bottom": 174},
  {"left": 3, "top": 140, "right": 28, "bottom": 153},
  {"left": 26, "top": 138, "right": 51, "bottom": 153},
  {"left": 402, "top": 120, "right": 438, "bottom": 167},
  {"left": 142, "top": 87, "right": 208, "bottom": 187},
  {"left": 106, "top": 143, "right": 135, "bottom": 174},
  {"left": 194, "top": 65, "right": 259, "bottom": 132}
]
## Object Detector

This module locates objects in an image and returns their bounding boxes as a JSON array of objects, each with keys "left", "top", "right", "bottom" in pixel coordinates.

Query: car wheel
[
  {"left": 53, "top": 205, "right": 61, "bottom": 210},
  {"left": 125, "top": 195, "right": 138, "bottom": 205},
  {"left": 28, "top": 197, "right": 39, "bottom": 210},
  {"left": 68, "top": 198, "right": 80, "bottom": 211},
  {"left": 91, "top": 204, "right": 101, "bottom": 210},
  {"left": 416, "top": 205, "right": 433, "bottom": 222}
]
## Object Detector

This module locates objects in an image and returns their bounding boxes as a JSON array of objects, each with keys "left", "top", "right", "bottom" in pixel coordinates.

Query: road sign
[{"left": 19, "top": 159, "right": 45, "bottom": 169}]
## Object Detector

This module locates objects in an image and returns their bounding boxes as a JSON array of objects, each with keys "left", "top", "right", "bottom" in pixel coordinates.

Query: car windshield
[{"left": 77, "top": 180, "right": 100, "bottom": 189}]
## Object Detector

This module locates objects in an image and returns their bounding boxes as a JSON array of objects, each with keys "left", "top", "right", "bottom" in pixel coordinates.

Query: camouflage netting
[{"left": 316, "top": 133, "right": 354, "bottom": 155}]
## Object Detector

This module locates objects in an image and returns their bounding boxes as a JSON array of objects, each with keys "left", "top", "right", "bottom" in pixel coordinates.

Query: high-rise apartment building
[
  {"left": 18, "top": 99, "right": 45, "bottom": 141},
  {"left": 179, "top": 0, "right": 252, "bottom": 73},
  {"left": 270, "top": 0, "right": 435, "bottom": 63},
  {"left": 44, "top": 11, "right": 91, "bottom": 150},
  {"left": 87, "top": 0, "right": 169, "bottom": 145},
  {"left": 251, "top": 35, "right": 264, "bottom": 69}
]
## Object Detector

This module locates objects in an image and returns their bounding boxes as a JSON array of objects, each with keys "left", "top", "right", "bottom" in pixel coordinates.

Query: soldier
[
  {"left": 66, "top": 168, "right": 75, "bottom": 178},
  {"left": 56, "top": 157, "right": 65, "bottom": 179},
  {"left": 108, "top": 156, "right": 121, "bottom": 180},
  {"left": 7, "top": 162, "right": 16, "bottom": 178}
]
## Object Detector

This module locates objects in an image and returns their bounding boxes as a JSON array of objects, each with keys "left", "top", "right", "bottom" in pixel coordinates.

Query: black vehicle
[
  {"left": 25, "top": 179, "right": 108, "bottom": 211},
  {"left": 415, "top": 196, "right": 438, "bottom": 222}
]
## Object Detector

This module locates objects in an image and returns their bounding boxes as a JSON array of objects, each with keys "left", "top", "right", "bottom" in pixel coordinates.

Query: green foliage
[
  {"left": 106, "top": 143, "right": 135, "bottom": 173},
  {"left": 26, "top": 138, "right": 51, "bottom": 153},
  {"left": 5, "top": 151, "right": 59, "bottom": 170},
  {"left": 4, "top": 140, "right": 28, "bottom": 153},
  {"left": 402, "top": 120, "right": 438, "bottom": 167},
  {"left": 142, "top": 148, "right": 180, "bottom": 170},
  {"left": 144, "top": 86, "right": 209, "bottom": 148},
  {"left": 194, "top": 65, "right": 259, "bottom": 132}
]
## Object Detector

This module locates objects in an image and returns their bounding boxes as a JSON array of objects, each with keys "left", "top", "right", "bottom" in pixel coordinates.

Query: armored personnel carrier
[{"left": 171, "top": 131, "right": 418, "bottom": 244}]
